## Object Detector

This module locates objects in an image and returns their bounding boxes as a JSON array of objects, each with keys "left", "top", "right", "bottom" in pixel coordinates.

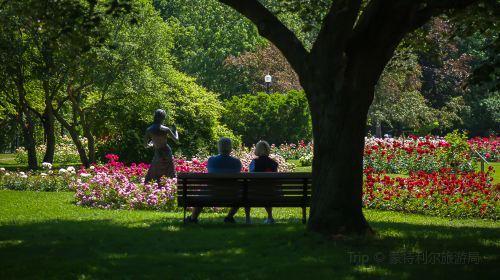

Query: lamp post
[{"left": 264, "top": 73, "right": 272, "bottom": 94}]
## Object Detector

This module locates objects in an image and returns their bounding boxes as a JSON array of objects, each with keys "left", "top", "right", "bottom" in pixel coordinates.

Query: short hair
[
  {"left": 218, "top": 137, "right": 232, "bottom": 155},
  {"left": 254, "top": 140, "right": 271, "bottom": 157},
  {"left": 153, "top": 109, "right": 167, "bottom": 124}
]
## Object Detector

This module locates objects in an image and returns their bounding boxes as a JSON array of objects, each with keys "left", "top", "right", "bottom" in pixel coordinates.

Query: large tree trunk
[
  {"left": 19, "top": 114, "right": 38, "bottom": 170},
  {"left": 306, "top": 82, "right": 373, "bottom": 236},
  {"left": 15, "top": 79, "right": 38, "bottom": 170},
  {"left": 375, "top": 120, "right": 382, "bottom": 138},
  {"left": 42, "top": 103, "right": 56, "bottom": 163},
  {"left": 53, "top": 111, "right": 90, "bottom": 167},
  {"left": 85, "top": 131, "right": 95, "bottom": 164},
  {"left": 81, "top": 115, "right": 95, "bottom": 164}
]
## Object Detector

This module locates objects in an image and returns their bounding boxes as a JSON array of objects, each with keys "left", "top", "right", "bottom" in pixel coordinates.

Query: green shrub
[
  {"left": 299, "top": 153, "right": 313, "bottom": 167},
  {"left": 0, "top": 173, "right": 71, "bottom": 192},
  {"left": 438, "top": 130, "right": 475, "bottom": 172},
  {"left": 222, "top": 90, "right": 312, "bottom": 146}
]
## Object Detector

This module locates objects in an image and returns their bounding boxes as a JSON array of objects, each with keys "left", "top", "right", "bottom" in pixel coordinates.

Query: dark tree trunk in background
[
  {"left": 14, "top": 76, "right": 38, "bottom": 170},
  {"left": 54, "top": 110, "right": 90, "bottom": 167},
  {"left": 80, "top": 111, "right": 96, "bottom": 164},
  {"left": 375, "top": 120, "right": 382, "bottom": 138},
  {"left": 20, "top": 116, "right": 38, "bottom": 170},
  {"left": 42, "top": 102, "right": 56, "bottom": 163}
]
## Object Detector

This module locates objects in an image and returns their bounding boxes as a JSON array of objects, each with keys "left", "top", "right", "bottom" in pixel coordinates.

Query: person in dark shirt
[
  {"left": 186, "top": 137, "right": 242, "bottom": 223},
  {"left": 249, "top": 140, "right": 278, "bottom": 224}
]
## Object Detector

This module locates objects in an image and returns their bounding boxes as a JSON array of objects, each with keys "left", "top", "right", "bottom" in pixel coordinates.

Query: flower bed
[
  {"left": 363, "top": 166, "right": 500, "bottom": 219},
  {"left": 3, "top": 134, "right": 498, "bottom": 219},
  {"left": 272, "top": 140, "right": 313, "bottom": 161},
  {"left": 71, "top": 155, "right": 178, "bottom": 210},
  {"left": 468, "top": 137, "right": 499, "bottom": 162},
  {"left": 270, "top": 133, "right": 499, "bottom": 171},
  {"left": 70, "top": 151, "right": 292, "bottom": 211}
]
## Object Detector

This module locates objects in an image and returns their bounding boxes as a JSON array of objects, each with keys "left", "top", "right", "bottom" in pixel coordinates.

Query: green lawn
[
  {"left": 480, "top": 162, "right": 500, "bottom": 184},
  {"left": 0, "top": 153, "right": 23, "bottom": 169},
  {"left": 0, "top": 153, "right": 81, "bottom": 170},
  {"left": 0, "top": 190, "right": 498, "bottom": 279}
]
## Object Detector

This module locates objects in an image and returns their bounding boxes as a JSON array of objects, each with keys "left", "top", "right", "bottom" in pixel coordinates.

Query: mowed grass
[
  {"left": 0, "top": 154, "right": 22, "bottom": 169},
  {"left": 481, "top": 162, "right": 500, "bottom": 184},
  {"left": 0, "top": 190, "right": 498, "bottom": 279},
  {"left": 0, "top": 154, "right": 15, "bottom": 161},
  {"left": 0, "top": 153, "right": 81, "bottom": 170}
]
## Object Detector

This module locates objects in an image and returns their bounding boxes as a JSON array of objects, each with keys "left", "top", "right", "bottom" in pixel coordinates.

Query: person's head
[
  {"left": 218, "top": 137, "right": 232, "bottom": 156},
  {"left": 254, "top": 140, "right": 271, "bottom": 157},
  {"left": 153, "top": 109, "right": 167, "bottom": 124}
]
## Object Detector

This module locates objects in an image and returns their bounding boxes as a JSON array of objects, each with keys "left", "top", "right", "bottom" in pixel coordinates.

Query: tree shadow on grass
[{"left": 0, "top": 217, "right": 498, "bottom": 279}]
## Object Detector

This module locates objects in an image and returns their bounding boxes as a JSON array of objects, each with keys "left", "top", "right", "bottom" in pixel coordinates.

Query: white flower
[
  {"left": 41, "top": 162, "right": 52, "bottom": 170},
  {"left": 19, "top": 171, "right": 26, "bottom": 176},
  {"left": 59, "top": 168, "right": 68, "bottom": 174},
  {"left": 66, "top": 166, "right": 75, "bottom": 172},
  {"left": 20, "top": 174, "right": 28, "bottom": 179},
  {"left": 48, "top": 170, "right": 53, "bottom": 174},
  {"left": 0, "top": 167, "right": 5, "bottom": 172},
  {"left": 80, "top": 173, "right": 91, "bottom": 177},
  {"left": 40, "top": 173, "right": 47, "bottom": 177},
  {"left": 89, "top": 166, "right": 95, "bottom": 170}
]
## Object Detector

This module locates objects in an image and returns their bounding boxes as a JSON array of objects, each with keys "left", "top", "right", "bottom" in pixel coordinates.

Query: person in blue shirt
[
  {"left": 206, "top": 138, "right": 242, "bottom": 173},
  {"left": 249, "top": 140, "right": 278, "bottom": 224},
  {"left": 186, "top": 137, "right": 242, "bottom": 223}
]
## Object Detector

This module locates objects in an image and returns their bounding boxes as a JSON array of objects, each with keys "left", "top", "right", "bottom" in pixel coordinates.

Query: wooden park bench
[{"left": 177, "top": 172, "right": 312, "bottom": 224}]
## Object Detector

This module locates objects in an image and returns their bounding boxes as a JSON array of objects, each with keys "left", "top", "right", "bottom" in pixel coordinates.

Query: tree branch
[
  {"left": 54, "top": 96, "right": 69, "bottom": 112},
  {"left": 311, "top": 0, "right": 361, "bottom": 57},
  {"left": 26, "top": 104, "right": 43, "bottom": 120},
  {"left": 219, "top": 0, "right": 308, "bottom": 76},
  {"left": 410, "top": 0, "right": 479, "bottom": 30},
  {"left": 423, "top": 0, "right": 479, "bottom": 9}
]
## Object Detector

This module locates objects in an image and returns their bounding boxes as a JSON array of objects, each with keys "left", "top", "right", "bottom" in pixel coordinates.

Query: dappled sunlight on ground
[{"left": 0, "top": 190, "right": 498, "bottom": 279}]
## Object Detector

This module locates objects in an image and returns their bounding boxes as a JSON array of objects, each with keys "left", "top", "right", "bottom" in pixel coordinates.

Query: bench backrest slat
[{"left": 177, "top": 172, "right": 312, "bottom": 208}]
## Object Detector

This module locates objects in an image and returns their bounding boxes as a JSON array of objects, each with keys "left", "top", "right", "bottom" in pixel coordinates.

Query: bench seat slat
[
  {"left": 178, "top": 201, "right": 311, "bottom": 207},
  {"left": 178, "top": 197, "right": 311, "bottom": 204}
]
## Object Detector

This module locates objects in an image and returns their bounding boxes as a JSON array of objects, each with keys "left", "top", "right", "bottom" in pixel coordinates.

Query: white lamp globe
[{"left": 264, "top": 74, "right": 272, "bottom": 83}]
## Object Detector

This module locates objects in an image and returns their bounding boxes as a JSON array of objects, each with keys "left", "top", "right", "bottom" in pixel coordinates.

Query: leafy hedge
[{"left": 222, "top": 90, "right": 312, "bottom": 146}]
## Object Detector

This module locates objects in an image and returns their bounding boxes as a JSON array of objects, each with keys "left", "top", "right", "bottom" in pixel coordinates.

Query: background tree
[
  {"left": 0, "top": 0, "right": 111, "bottom": 167},
  {"left": 369, "top": 49, "right": 438, "bottom": 136},
  {"left": 418, "top": 18, "right": 472, "bottom": 133},
  {"left": 224, "top": 44, "right": 302, "bottom": 95},
  {"left": 0, "top": 2, "right": 44, "bottom": 169},
  {"left": 0, "top": 0, "right": 238, "bottom": 166},
  {"left": 153, "top": 0, "right": 266, "bottom": 98}
]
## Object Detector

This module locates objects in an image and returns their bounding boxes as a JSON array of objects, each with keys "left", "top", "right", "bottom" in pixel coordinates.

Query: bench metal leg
[
  {"left": 302, "top": 207, "right": 307, "bottom": 224},
  {"left": 183, "top": 207, "right": 186, "bottom": 223},
  {"left": 245, "top": 207, "right": 251, "bottom": 224}
]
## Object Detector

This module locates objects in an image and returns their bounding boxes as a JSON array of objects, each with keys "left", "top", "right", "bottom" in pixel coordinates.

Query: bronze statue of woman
[{"left": 144, "top": 109, "right": 179, "bottom": 183}]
